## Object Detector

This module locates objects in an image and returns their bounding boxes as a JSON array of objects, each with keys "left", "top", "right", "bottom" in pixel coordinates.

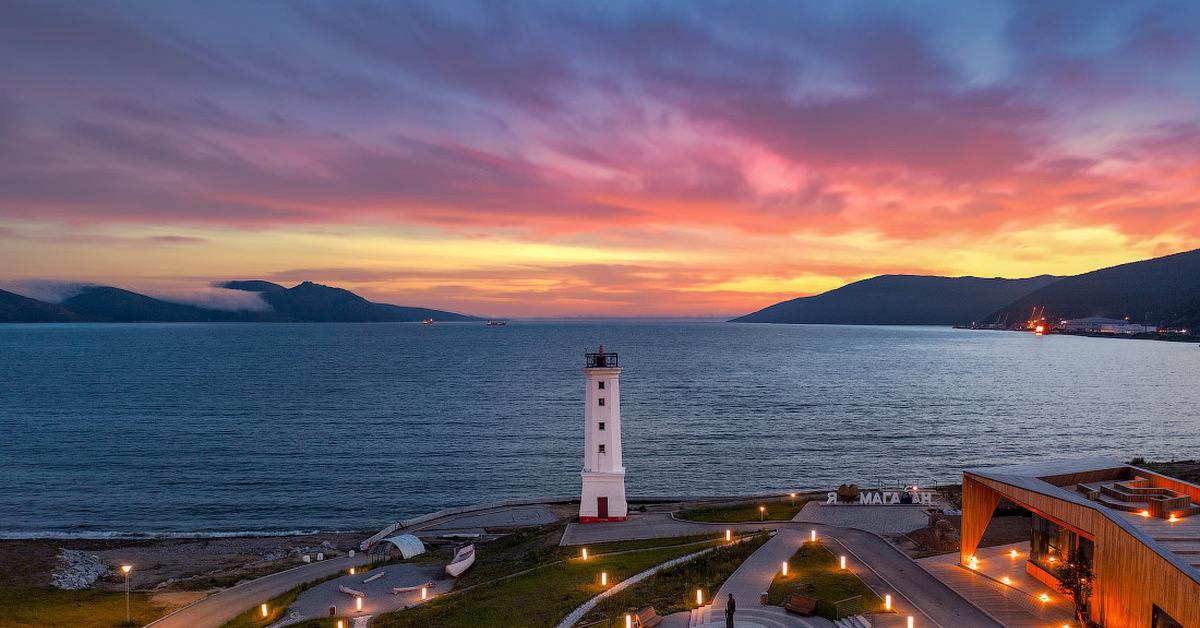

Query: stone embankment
[{"left": 53, "top": 548, "right": 111, "bottom": 589}]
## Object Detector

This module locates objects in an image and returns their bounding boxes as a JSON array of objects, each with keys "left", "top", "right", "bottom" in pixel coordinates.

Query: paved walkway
[
  {"left": 703, "top": 529, "right": 833, "bottom": 628},
  {"left": 794, "top": 503, "right": 933, "bottom": 535},
  {"left": 560, "top": 513, "right": 778, "bottom": 546},
  {"left": 145, "top": 554, "right": 376, "bottom": 628},
  {"left": 918, "top": 543, "right": 1079, "bottom": 628},
  {"left": 282, "top": 562, "right": 448, "bottom": 625}
]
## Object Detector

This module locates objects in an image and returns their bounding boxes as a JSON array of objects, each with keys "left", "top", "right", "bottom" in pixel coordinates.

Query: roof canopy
[{"left": 377, "top": 534, "right": 426, "bottom": 559}]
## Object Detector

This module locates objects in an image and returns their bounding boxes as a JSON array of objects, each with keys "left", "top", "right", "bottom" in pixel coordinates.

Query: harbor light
[
  {"left": 582, "top": 548, "right": 588, "bottom": 560},
  {"left": 356, "top": 597, "right": 362, "bottom": 611},
  {"left": 781, "top": 561, "right": 788, "bottom": 576},
  {"left": 811, "top": 530, "right": 817, "bottom": 543},
  {"left": 421, "top": 587, "right": 427, "bottom": 600},
  {"left": 884, "top": 594, "right": 891, "bottom": 611},
  {"left": 726, "top": 529, "right": 731, "bottom": 541},
  {"left": 696, "top": 588, "right": 703, "bottom": 605},
  {"left": 261, "top": 603, "right": 268, "bottom": 617},
  {"left": 601, "top": 572, "right": 607, "bottom": 586},
  {"left": 839, "top": 556, "right": 846, "bottom": 570}
]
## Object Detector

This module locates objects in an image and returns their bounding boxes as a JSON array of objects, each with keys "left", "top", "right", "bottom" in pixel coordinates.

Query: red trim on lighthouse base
[{"left": 578, "top": 516, "right": 628, "bottom": 524}]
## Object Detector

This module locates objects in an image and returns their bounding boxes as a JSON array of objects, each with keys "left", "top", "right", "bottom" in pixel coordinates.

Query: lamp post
[
  {"left": 121, "top": 565, "right": 132, "bottom": 625},
  {"left": 759, "top": 506, "right": 765, "bottom": 521}
]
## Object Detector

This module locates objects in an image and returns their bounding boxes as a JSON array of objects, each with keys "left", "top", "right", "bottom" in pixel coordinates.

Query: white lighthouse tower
[{"left": 578, "top": 345, "right": 628, "bottom": 523}]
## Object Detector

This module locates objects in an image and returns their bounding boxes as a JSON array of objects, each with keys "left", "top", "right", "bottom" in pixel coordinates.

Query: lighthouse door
[{"left": 597, "top": 497, "right": 608, "bottom": 519}]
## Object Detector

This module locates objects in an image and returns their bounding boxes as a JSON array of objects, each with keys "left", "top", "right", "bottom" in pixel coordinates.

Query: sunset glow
[{"left": 2, "top": 2, "right": 1199, "bottom": 317}]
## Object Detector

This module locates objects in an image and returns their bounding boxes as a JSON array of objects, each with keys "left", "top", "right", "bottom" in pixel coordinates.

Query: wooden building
[{"left": 963, "top": 458, "right": 1200, "bottom": 627}]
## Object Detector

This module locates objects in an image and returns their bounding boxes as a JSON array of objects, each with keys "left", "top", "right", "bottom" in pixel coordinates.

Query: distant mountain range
[
  {"left": 0, "top": 280, "right": 479, "bottom": 323},
  {"left": 732, "top": 247, "right": 1200, "bottom": 328}
]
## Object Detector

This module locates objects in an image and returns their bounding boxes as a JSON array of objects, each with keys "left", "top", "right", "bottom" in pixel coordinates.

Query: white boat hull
[{"left": 445, "top": 544, "right": 475, "bottom": 578}]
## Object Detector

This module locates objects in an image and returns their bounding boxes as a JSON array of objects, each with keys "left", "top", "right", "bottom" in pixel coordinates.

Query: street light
[
  {"left": 121, "top": 565, "right": 132, "bottom": 624},
  {"left": 759, "top": 506, "right": 765, "bottom": 521},
  {"left": 790, "top": 492, "right": 797, "bottom": 505}
]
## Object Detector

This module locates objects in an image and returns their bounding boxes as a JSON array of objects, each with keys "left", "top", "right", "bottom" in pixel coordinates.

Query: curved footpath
[{"left": 146, "top": 554, "right": 375, "bottom": 628}]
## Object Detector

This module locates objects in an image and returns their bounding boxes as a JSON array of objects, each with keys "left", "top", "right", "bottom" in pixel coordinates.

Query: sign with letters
[{"left": 826, "top": 490, "right": 934, "bottom": 505}]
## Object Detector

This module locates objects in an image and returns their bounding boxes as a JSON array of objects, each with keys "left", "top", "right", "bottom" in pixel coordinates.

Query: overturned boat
[{"left": 445, "top": 543, "right": 475, "bottom": 578}]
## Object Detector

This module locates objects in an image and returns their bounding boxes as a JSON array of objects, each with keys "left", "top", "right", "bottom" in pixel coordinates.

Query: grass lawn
[
  {"left": 581, "top": 532, "right": 771, "bottom": 626},
  {"left": 0, "top": 587, "right": 167, "bottom": 628},
  {"left": 675, "top": 499, "right": 811, "bottom": 523},
  {"left": 371, "top": 540, "right": 725, "bottom": 628},
  {"left": 767, "top": 541, "right": 884, "bottom": 620}
]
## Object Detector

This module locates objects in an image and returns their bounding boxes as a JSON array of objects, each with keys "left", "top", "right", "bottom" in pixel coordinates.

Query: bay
[{"left": 1, "top": 322, "right": 1197, "bottom": 536}]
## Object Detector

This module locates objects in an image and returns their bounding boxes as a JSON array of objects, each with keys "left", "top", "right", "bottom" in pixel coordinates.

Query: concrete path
[
  {"left": 704, "top": 529, "right": 834, "bottom": 628},
  {"left": 560, "top": 513, "right": 778, "bottom": 546},
  {"left": 794, "top": 503, "right": 933, "bottom": 535},
  {"left": 145, "top": 554, "right": 376, "bottom": 628},
  {"left": 282, "top": 562, "right": 448, "bottom": 625},
  {"left": 918, "top": 543, "right": 1079, "bottom": 628}
]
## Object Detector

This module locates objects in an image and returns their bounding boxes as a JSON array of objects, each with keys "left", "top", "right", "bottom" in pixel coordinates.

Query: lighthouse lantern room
[{"left": 578, "top": 345, "right": 628, "bottom": 523}]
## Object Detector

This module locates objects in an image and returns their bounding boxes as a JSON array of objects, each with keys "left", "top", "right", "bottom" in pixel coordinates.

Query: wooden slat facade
[{"left": 963, "top": 471, "right": 1200, "bottom": 628}]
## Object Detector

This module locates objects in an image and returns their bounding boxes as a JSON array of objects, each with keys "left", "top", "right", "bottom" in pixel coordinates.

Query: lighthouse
[{"left": 578, "top": 345, "right": 628, "bottom": 523}]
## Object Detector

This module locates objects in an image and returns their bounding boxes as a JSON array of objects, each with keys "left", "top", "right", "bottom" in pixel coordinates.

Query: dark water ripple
[{"left": 1, "top": 322, "right": 1198, "bottom": 536}]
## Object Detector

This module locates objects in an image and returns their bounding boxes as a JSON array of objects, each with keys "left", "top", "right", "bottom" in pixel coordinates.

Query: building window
[
  {"left": 598, "top": 398, "right": 605, "bottom": 406},
  {"left": 598, "top": 444, "right": 606, "bottom": 454},
  {"left": 598, "top": 381, "right": 605, "bottom": 390},
  {"left": 1153, "top": 605, "right": 1183, "bottom": 628},
  {"left": 598, "top": 422, "right": 605, "bottom": 431}
]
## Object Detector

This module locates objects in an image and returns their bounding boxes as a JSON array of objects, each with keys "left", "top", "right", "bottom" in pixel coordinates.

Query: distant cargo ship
[{"left": 485, "top": 320, "right": 507, "bottom": 326}]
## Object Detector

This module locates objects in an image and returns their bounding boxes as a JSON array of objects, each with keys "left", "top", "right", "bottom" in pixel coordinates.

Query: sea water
[{"left": 2, "top": 322, "right": 1197, "bottom": 536}]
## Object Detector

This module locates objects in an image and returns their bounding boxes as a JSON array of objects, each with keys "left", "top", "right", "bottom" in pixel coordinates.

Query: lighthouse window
[
  {"left": 598, "top": 422, "right": 605, "bottom": 431},
  {"left": 598, "top": 444, "right": 606, "bottom": 454},
  {"left": 598, "top": 398, "right": 605, "bottom": 406},
  {"left": 598, "top": 381, "right": 605, "bottom": 390}
]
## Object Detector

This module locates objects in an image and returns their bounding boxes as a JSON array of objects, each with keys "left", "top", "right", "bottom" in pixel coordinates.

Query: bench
[
  {"left": 633, "top": 605, "right": 664, "bottom": 628},
  {"left": 784, "top": 594, "right": 818, "bottom": 616}
]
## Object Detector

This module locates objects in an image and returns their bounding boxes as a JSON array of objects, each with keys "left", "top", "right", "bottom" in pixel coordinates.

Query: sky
[{"left": 1, "top": 1, "right": 1199, "bottom": 318}]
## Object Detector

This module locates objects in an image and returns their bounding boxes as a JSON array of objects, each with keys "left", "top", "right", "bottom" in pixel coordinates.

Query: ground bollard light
[
  {"left": 261, "top": 603, "right": 268, "bottom": 617},
  {"left": 625, "top": 614, "right": 632, "bottom": 628},
  {"left": 725, "top": 529, "right": 731, "bottom": 541},
  {"left": 421, "top": 587, "right": 428, "bottom": 600},
  {"left": 885, "top": 594, "right": 891, "bottom": 611},
  {"left": 349, "top": 568, "right": 355, "bottom": 575},
  {"left": 582, "top": 548, "right": 588, "bottom": 560},
  {"left": 781, "top": 561, "right": 787, "bottom": 576},
  {"left": 840, "top": 556, "right": 846, "bottom": 569},
  {"left": 601, "top": 572, "right": 607, "bottom": 586},
  {"left": 696, "top": 589, "right": 703, "bottom": 605},
  {"left": 810, "top": 530, "right": 817, "bottom": 542},
  {"left": 907, "top": 616, "right": 914, "bottom": 628},
  {"left": 337, "top": 622, "right": 343, "bottom": 628},
  {"left": 356, "top": 597, "right": 362, "bottom": 611}
]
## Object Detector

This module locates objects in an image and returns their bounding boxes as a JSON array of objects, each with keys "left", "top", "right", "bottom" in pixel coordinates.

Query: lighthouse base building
[{"left": 578, "top": 346, "right": 628, "bottom": 523}]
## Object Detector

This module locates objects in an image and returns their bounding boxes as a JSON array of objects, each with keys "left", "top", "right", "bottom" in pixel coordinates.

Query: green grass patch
[
  {"left": 581, "top": 532, "right": 771, "bottom": 626},
  {"left": 372, "top": 540, "right": 723, "bottom": 628},
  {"left": 675, "top": 500, "right": 811, "bottom": 523},
  {"left": 767, "top": 542, "right": 884, "bottom": 620},
  {"left": 0, "top": 587, "right": 167, "bottom": 628}
]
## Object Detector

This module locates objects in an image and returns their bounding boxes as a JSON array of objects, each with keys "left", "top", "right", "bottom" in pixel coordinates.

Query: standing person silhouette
[{"left": 725, "top": 593, "right": 736, "bottom": 628}]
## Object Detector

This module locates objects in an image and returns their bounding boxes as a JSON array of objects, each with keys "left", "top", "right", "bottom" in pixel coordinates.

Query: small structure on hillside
[{"left": 369, "top": 534, "right": 426, "bottom": 559}]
